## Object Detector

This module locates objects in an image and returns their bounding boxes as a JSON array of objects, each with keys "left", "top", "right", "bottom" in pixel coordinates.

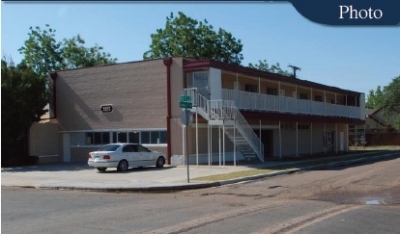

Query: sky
[{"left": 1, "top": 2, "right": 399, "bottom": 96}]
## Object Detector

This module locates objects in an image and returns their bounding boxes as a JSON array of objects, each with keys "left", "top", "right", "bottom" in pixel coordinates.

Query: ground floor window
[{"left": 72, "top": 129, "right": 167, "bottom": 146}]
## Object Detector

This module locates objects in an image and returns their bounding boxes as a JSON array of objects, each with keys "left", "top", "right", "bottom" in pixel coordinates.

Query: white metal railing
[
  {"left": 232, "top": 105, "right": 264, "bottom": 161},
  {"left": 183, "top": 88, "right": 264, "bottom": 162},
  {"left": 222, "top": 89, "right": 362, "bottom": 119}
]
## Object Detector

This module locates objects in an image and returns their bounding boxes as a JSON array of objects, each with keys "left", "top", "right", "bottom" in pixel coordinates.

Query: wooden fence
[{"left": 365, "top": 133, "right": 400, "bottom": 146}]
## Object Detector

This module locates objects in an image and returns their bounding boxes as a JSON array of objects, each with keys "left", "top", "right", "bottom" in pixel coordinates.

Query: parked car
[{"left": 87, "top": 143, "right": 166, "bottom": 172}]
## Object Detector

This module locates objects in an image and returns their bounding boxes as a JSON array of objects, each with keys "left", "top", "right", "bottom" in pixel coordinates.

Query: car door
[
  {"left": 122, "top": 145, "right": 138, "bottom": 167},
  {"left": 137, "top": 145, "right": 153, "bottom": 166}
]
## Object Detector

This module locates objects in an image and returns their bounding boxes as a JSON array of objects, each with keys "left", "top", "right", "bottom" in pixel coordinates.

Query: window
[
  {"left": 299, "top": 93, "right": 308, "bottom": 100},
  {"left": 314, "top": 95, "right": 323, "bottom": 102},
  {"left": 141, "top": 131, "right": 150, "bottom": 144},
  {"left": 129, "top": 132, "right": 139, "bottom": 143},
  {"left": 266, "top": 87, "right": 278, "bottom": 95},
  {"left": 113, "top": 132, "right": 128, "bottom": 143},
  {"left": 98, "top": 144, "right": 119, "bottom": 151},
  {"left": 141, "top": 131, "right": 167, "bottom": 144},
  {"left": 298, "top": 125, "right": 310, "bottom": 130},
  {"left": 83, "top": 129, "right": 167, "bottom": 146},
  {"left": 138, "top": 145, "right": 150, "bottom": 152},
  {"left": 122, "top": 145, "right": 134, "bottom": 152},
  {"left": 244, "top": 84, "right": 257, "bottom": 93},
  {"left": 85, "top": 132, "right": 110, "bottom": 145}
]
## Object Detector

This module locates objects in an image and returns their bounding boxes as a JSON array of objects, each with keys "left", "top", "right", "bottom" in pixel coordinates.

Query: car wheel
[
  {"left": 156, "top": 157, "right": 165, "bottom": 168},
  {"left": 117, "top": 160, "right": 129, "bottom": 172},
  {"left": 97, "top": 167, "right": 107, "bottom": 172}
]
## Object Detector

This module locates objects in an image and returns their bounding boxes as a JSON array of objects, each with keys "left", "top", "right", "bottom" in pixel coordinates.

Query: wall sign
[{"left": 100, "top": 104, "right": 113, "bottom": 113}]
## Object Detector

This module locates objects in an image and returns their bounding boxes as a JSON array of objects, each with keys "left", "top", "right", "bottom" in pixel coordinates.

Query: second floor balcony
[{"left": 222, "top": 89, "right": 364, "bottom": 120}]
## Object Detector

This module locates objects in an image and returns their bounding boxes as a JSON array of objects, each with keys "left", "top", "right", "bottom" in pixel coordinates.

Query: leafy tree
[
  {"left": 1, "top": 58, "right": 48, "bottom": 165},
  {"left": 248, "top": 59, "right": 291, "bottom": 76},
  {"left": 381, "top": 76, "right": 400, "bottom": 131},
  {"left": 62, "top": 35, "right": 117, "bottom": 69},
  {"left": 18, "top": 24, "right": 117, "bottom": 77},
  {"left": 143, "top": 12, "right": 244, "bottom": 64},
  {"left": 366, "top": 86, "right": 384, "bottom": 109}
]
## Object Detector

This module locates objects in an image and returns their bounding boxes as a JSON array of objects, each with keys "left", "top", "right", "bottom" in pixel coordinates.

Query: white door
[{"left": 63, "top": 133, "right": 71, "bottom": 162}]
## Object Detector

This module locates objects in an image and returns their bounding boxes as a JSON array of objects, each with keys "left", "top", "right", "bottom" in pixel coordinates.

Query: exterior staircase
[{"left": 183, "top": 88, "right": 264, "bottom": 163}]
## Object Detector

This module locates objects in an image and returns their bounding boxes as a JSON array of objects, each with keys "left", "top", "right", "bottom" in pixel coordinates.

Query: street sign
[
  {"left": 179, "top": 95, "right": 192, "bottom": 109},
  {"left": 100, "top": 104, "right": 113, "bottom": 113}
]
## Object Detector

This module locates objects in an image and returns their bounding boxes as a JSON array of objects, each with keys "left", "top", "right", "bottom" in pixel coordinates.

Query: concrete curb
[
  {"left": 214, "top": 152, "right": 400, "bottom": 188},
  {"left": 35, "top": 152, "right": 400, "bottom": 193}
]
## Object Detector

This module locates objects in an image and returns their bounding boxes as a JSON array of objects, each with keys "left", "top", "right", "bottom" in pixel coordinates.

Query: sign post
[{"left": 179, "top": 95, "right": 193, "bottom": 183}]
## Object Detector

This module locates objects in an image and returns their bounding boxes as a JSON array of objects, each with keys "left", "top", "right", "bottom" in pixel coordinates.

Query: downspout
[
  {"left": 163, "top": 58, "right": 173, "bottom": 165},
  {"left": 50, "top": 71, "right": 58, "bottom": 118}
]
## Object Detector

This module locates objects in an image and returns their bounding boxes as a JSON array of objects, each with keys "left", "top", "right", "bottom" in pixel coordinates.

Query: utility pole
[{"left": 288, "top": 64, "right": 301, "bottom": 78}]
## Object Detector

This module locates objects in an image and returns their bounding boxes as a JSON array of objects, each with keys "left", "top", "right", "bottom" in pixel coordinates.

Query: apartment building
[{"left": 29, "top": 57, "right": 365, "bottom": 165}]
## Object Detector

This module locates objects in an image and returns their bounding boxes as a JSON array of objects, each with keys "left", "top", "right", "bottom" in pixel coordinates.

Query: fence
[{"left": 365, "top": 133, "right": 400, "bottom": 146}]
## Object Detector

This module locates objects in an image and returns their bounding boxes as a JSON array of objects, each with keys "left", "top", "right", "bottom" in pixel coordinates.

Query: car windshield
[{"left": 98, "top": 144, "right": 120, "bottom": 151}]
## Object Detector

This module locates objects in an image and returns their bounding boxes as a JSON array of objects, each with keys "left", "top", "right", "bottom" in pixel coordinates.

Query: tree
[
  {"left": 143, "top": 12, "right": 244, "bottom": 64},
  {"left": 248, "top": 59, "right": 291, "bottom": 76},
  {"left": 62, "top": 35, "right": 117, "bottom": 69},
  {"left": 18, "top": 24, "right": 117, "bottom": 76},
  {"left": 1, "top": 58, "right": 48, "bottom": 165},
  {"left": 366, "top": 86, "right": 384, "bottom": 109},
  {"left": 381, "top": 76, "right": 400, "bottom": 131}
]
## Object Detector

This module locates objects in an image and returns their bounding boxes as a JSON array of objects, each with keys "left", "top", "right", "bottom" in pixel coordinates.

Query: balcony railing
[{"left": 222, "top": 89, "right": 362, "bottom": 119}]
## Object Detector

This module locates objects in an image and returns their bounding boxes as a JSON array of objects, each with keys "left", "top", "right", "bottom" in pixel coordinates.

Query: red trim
[
  {"left": 163, "top": 58, "right": 173, "bottom": 165},
  {"left": 241, "top": 110, "right": 365, "bottom": 125},
  {"left": 50, "top": 71, "right": 58, "bottom": 118}
]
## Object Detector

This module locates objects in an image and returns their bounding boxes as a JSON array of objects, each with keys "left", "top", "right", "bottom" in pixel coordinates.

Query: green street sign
[
  {"left": 179, "top": 102, "right": 192, "bottom": 109},
  {"left": 180, "top": 95, "right": 192, "bottom": 103},
  {"left": 179, "top": 95, "right": 192, "bottom": 109}
]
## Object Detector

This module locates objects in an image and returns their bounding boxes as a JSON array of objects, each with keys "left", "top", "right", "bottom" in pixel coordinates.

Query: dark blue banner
[{"left": 289, "top": 0, "right": 400, "bottom": 26}]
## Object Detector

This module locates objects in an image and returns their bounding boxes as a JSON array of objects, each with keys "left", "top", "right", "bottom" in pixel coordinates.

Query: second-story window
[
  {"left": 244, "top": 84, "right": 258, "bottom": 93},
  {"left": 299, "top": 93, "right": 308, "bottom": 100},
  {"left": 314, "top": 95, "right": 323, "bottom": 102},
  {"left": 266, "top": 87, "right": 278, "bottom": 95}
]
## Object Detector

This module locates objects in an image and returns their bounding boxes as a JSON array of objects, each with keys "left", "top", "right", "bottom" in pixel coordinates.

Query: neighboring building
[
  {"left": 349, "top": 107, "right": 400, "bottom": 146},
  {"left": 29, "top": 57, "right": 365, "bottom": 165},
  {"left": 365, "top": 107, "right": 399, "bottom": 133}
]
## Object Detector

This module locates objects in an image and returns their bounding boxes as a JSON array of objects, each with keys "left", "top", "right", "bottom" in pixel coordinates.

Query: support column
[
  {"left": 208, "top": 124, "right": 211, "bottom": 166},
  {"left": 259, "top": 119, "right": 262, "bottom": 155},
  {"left": 219, "top": 126, "right": 221, "bottom": 166},
  {"left": 279, "top": 120, "right": 282, "bottom": 159},
  {"left": 335, "top": 123, "right": 338, "bottom": 153},
  {"left": 310, "top": 122, "right": 313, "bottom": 156},
  {"left": 223, "top": 123, "right": 225, "bottom": 166},
  {"left": 234, "top": 122, "right": 236, "bottom": 166},
  {"left": 296, "top": 121, "right": 299, "bottom": 157},
  {"left": 196, "top": 109, "right": 198, "bottom": 165},
  {"left": 278, "top": 82, "right": 281, "bottom": 112},
  {"left": 324, "top": 123, "right": 327, "bottom": 154}
]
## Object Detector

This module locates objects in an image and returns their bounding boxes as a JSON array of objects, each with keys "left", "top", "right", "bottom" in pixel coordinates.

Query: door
[
  {"left": 137, "top": 145, "right": 154, "bottom": 166},
  {"left": 122, "top": 144, "right": 139, "bottom": 167},
  {"left": 193, "top": 72, "right": 210, "bottom": 99},
  {"left": 254, "top": 129, "right": 274, "bottom": 159}
]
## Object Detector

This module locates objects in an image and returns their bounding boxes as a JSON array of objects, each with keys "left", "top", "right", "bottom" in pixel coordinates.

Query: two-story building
[{"left": 29, "top": 57, "right": 365, "bottom": 165}]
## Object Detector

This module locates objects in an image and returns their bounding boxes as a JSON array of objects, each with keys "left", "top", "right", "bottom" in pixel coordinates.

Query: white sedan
[{"left": 87, "top": 143, "right": 166, "bottom": 172}]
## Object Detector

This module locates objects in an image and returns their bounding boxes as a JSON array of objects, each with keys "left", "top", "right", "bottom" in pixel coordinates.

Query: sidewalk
[{"left": 2, "top": 150, "right": 399, "bottom": 192}]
